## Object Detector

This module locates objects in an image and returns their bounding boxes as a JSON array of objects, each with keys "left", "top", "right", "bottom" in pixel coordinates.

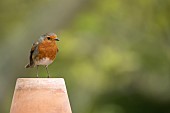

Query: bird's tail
[{"left": 25, "top": 64, "right": 34, "bottom": 68}]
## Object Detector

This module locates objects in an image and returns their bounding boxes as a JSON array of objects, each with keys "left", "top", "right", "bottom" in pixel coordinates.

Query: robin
[{"left": 25, "top": 33, "right": 60, "bottom": 78}]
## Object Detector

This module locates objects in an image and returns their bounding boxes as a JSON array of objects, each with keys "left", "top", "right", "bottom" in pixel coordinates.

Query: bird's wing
[{"left": 29, "top": 41, "right": 39, "bottom": 67}]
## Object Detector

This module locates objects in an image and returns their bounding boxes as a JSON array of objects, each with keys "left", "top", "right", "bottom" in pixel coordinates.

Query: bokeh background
[{"left": 1, "top": 0, "right": 170, "bottom": 113}]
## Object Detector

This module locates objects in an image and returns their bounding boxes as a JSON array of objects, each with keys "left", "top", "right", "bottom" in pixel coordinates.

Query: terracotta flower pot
[{"left": 10, "top": 78, "right": 72, "bottom": 113}]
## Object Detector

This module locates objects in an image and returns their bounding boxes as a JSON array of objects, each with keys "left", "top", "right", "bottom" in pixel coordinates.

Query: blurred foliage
[{"left": 0, "top": 0, "right": 170, "bottom": 113}]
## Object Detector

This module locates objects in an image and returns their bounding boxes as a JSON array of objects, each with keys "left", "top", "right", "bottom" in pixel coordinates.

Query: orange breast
[{"left": 37, "top": 41, "right": 58, "bottom": 61}]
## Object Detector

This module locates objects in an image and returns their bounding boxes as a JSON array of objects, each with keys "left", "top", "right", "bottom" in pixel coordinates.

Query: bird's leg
[
  {"left": 45, "top": 65, "right": 50, "bottom": 78},
  {"left": 36, "top": 65, "right": 39, "bottom": 78}
]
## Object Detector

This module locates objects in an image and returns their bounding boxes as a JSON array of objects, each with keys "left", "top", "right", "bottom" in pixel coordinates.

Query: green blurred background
[{"left": 1, "top": 0, "right": 170, "bottom": 113}]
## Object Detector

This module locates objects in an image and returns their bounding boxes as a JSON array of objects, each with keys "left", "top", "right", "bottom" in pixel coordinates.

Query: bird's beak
[{"left": 55, "top": 38, "right": 60, "bottom": 41}]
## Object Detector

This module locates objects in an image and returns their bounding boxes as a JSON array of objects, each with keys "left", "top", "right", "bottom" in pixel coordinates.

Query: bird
[{"left": 25, "top": 33, "right": 60, "bottom": 78}]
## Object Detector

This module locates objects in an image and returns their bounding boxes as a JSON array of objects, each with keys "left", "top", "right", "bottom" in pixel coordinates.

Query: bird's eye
[{"left": 47, "top": 37, "right": 50, "bottom": 40}]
